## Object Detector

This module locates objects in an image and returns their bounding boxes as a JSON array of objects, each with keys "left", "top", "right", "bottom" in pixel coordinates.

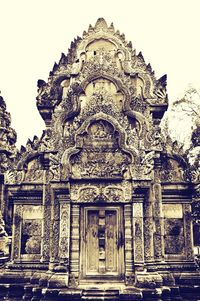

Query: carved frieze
[
  {"left": 70, "top": 148, "right": 130, "bottom": 179},
  {"left": 70, "top": 181, "right": 132, "bottom": 203}
]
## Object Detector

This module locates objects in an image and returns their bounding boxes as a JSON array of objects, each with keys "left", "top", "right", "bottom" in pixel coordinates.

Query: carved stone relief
[
  {"left": 160, "top": 157, "right": 186, "bottom": 182},
  {"left": 59, "top": 203, "right": 70, "bottom": 266},
  {"left": 5, "top": 170, "right": 25, "bottom": 185},
  {"left": 70, "top": 181, "right": 132, "bottom": 203},
  {"left": 63, "top": 117, "right": 134, "bottom": 180},
  {"left": 70, "top": 149, "right": 130, "bottom": 179},
  {"left": 25, "top": 158, "right": 44, "bottom": 182},
  {"left": 1, "top": 18, "right": 197, "bottom": 290},
  {"left": 133, "top": 203, "right": 144, "bottom": 263}
]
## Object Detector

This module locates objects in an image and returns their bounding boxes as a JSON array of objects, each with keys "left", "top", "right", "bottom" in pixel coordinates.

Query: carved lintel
[{"left": 70, "top": 182, "right": 132, "bottom": 203}]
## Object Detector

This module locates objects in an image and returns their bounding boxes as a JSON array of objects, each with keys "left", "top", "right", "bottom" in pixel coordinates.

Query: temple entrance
[{"left": 80, "top": 206, "right": 124, "bottom": 281}]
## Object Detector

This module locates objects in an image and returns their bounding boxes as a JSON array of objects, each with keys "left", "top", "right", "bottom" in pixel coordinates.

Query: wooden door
[{"left": 81, "top": 206, "right": 124, "bottom": 279}]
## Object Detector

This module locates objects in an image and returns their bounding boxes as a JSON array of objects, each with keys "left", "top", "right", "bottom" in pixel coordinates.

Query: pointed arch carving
[
  {"left": 17, "top": 152, "right": 40, "bottom": 170},
  {"left": 61, "top": 112, "right": 136, "bottom": 180},
  {"left": 160, "top": 152, "right": 189, "bottom": 183}
]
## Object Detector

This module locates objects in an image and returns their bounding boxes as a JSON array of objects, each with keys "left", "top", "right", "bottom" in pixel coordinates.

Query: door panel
[
  {"left": 87, "top": 210, "right": 99, "bottom": 272},
  {"left": 81, "top": 206, "right": 124, "bottom": 279},
  {"left": 105, "top": 210, "right": 117, "bottom": 272}
]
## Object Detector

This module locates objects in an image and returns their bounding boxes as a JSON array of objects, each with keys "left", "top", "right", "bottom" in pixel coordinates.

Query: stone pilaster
[
  {"left": 49, "top": 190, "right": 60, "bottom": 268},
  {"left": 143, "top": 187, "right": 154, "bottom": 262},
  {"left": 12, "top": 204, "right": 23, "bottom": 261},
  {"left": 70, "top": 204, "right": 80, "bottom": 282},
  {"left": 133, "top": 202, "right": 144, "bottom": 269},
  {"left": 59, "top": 201, "right": 71, "bottom": 270},
  {"left": 124, "top": 204, "right": 134, "bottom": 284},
  {"left": 184, "top": 203, "right": 194, "bottom": 261},
  {"left": 153, "top": 182, "right": 165, "bottom": 261},
  {"left": 41, "top": 171, "right": 51, "bottom": 263}
]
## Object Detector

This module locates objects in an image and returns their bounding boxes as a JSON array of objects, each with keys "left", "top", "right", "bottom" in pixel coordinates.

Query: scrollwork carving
[
  {"left": 70, "top": 181, "right": 132, "bottom": 203},
  {"left": 82, "top": 48, "right": 119, "bottom": 78},
  {"left": 59, "top": 203, "right": 70, "bottom": 263},
  {"left": 141, "top": 151, "right": 155, "bottom": 175}
]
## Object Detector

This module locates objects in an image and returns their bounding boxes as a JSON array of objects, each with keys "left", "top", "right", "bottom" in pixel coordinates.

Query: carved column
[
  {"left": 143, "top": 187, "right": 154, "bottom": 262},
  {"left": 70, "top": 204, "right": 80, "bottom": 283},
  {"left": 124, "top": 204, "right": 134, "bottom": 284},
  {"left": 133, "top": 202, "right": 144, "bottom": 270},
  {"left": 12, "top": 204, "right": 23, "bottom": 261},
  {"left": 59, "top": 199, "right": 71, "bottom": 271},
  {"left": 49, "top": 189, "right": 60, "bottom": 269},
  {"left": 183, "top": 203, "right": 194, "bottom": 261},
  {"left": 41, "top": 171, "right": 51, "bottom": 263},
  {"left": 153, "top": 182, "right": 165, "bottom": 261}
]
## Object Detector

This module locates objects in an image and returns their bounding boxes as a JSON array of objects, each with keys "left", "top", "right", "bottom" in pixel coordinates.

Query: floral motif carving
[
  {"left": 79, "top": 187, "right": 98, "bottom": 202},
  {"left": 104, "top": 187, "right": 124, "bottom": 202},
  {"left": 59, "top": 203, "right": 70, "bottom": 266},
  {"left": 70, "top": 181, "right": 132, "bottom": 203},
  {"left": 82, "top": 48, "right": 119, "bottom": 77},
  {"left": 141, "top": 151, "right": 155, "bottom": 175}
]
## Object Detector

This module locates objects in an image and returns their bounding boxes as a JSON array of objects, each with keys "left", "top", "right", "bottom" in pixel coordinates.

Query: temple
[{"left": 0, "top": 18, "right": 199, "bottom": 300}]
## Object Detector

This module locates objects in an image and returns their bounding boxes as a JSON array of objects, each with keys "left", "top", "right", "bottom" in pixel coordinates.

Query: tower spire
[{"left": 0, "top": 93, "right": 17, "bottom": 173}]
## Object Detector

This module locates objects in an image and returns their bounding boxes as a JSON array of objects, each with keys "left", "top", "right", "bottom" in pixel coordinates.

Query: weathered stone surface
[{"left": 0, "top": 17, "right": 199, "bottom": 299}]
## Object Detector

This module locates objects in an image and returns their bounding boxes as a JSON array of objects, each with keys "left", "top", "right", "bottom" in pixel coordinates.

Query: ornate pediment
[
  {"left": 61, "top": 116, "right": 134, "bottom": 180},
  {"left": 36, "top": 18, "right": 168, "bottom": 127},
  {"left": 159, "top": 154, "right": 189, "bottom": 183},
  {"left": 5, "top": 19, "right": 182, "bottom": 185}
]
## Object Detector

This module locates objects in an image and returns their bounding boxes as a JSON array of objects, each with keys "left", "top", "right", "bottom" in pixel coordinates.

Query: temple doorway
[{"left": 80, "top": 206, "right": 124, "bottom": 281}]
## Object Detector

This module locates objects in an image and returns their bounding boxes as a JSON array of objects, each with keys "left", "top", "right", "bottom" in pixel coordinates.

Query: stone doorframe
[
  {"left": 79, "top": 205, "right": 124, "bottom": 280},
  {"left": 69, "top": 201, "right": 145, "bottom": 285}
]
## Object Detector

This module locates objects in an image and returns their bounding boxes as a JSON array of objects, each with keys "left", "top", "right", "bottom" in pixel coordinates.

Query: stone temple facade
[{"left": 0, "top": 18, "right": 200, "bottom": 300}]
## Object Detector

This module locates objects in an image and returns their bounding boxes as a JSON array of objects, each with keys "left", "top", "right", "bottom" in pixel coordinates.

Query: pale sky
[{"left": 0, "top": 0, "right": 200, "bottom": 147}]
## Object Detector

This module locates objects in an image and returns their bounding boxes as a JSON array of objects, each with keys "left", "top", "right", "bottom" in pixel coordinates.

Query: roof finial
[{"left": 94, "top": 18, "right": 108, "bottom": 31}]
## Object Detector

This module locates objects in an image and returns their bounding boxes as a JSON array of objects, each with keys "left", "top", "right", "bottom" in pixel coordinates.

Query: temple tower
[{"left": 0, "top": 18, "right": 199, "bottom": 300}]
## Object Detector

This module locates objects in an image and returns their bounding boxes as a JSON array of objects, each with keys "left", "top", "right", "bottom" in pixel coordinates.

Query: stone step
[{"left": 82, "top": 289, "right": 119, "bottom": 300}]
